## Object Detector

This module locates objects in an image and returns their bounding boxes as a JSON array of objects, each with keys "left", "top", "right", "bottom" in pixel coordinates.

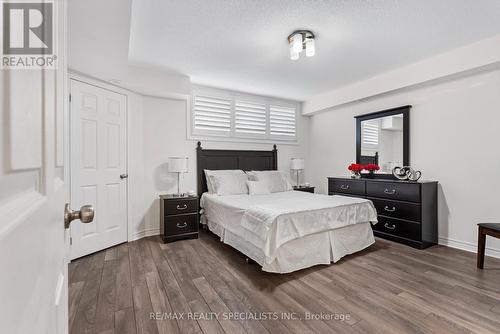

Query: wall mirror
[{"left": 355, "top": 106, "right": 410, "bottom": 177}]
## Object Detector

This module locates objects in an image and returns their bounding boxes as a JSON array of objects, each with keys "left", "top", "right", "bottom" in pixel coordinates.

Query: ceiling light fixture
[{"left": 288, "top": 30, "right": 315, "bottom": 60}]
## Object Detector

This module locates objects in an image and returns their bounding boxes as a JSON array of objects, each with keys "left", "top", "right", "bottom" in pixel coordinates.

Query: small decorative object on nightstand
[
  {"left": 290, "top": 158, "right": 305, "bottom": 187},
  {"left": 160, "top": 194, "right": 199, "bottom": 243},
  {"left": 293, "top": 185, "right": 315, "bottom": 193}
]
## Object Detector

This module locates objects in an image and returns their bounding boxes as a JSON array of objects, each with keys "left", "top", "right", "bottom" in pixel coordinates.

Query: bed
[{"left": 196, "top": 142, "right": 378, "bottom": 273}]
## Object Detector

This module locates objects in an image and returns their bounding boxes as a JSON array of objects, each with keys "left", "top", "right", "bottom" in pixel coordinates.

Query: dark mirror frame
[{"left": 355, "top": 105, "right": 411, "bottom": 179}]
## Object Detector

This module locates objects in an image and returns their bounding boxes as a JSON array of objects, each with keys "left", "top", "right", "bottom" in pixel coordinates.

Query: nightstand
[
  {"left": 159, "top": 194, "right": 199, "bottom": 243},
  {"left": 293, "top": 186, "right": 315, "bottom": 193}
]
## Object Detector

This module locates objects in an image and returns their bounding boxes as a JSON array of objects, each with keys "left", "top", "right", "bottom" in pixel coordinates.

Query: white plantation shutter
[
  {"left": 193, "top": 95, "right": 231, "bottom": 134},
  {"left": 234, "top": 100, "right": 267, "bottom": 136},
  {"left": 270, "top": 105, "right": 296, "bottom": 138},
  {"left": 191, "top": 88, "right": 298, "bottom": 142},
  {"left": 362, "top": 120, "right": 379, "bottom": 146}
]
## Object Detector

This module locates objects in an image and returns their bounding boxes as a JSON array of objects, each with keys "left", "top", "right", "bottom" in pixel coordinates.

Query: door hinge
[
  {"left": 69, "top": 93, "right": 72, "bottom": 103},
  {"left": 70, "top": 237, "right": 72, "bottom": 245}
]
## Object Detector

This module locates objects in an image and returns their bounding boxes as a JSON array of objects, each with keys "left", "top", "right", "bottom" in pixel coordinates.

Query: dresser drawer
[
  {"left": 373, "top": 216, "right": 420, "bottom": 241},
  {"left": 370, "top": 198, "right": 421, "bottom": 222},
  {"left": 329, "top": 179, "right": 365, "bottom": 196},
  {"left": 366, "top": 182, "right": 420, "bottom": 202},
  {"left": 164, "top": 198, "right": 198, "bottom": 215},
  {"left": 165, "top": 213, "right": 198, "bottom": 236}
]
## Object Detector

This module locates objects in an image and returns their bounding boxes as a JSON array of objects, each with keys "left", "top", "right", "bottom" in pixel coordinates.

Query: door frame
[{"left": 68, "top": 72, "right": 131, "bottom": 253}]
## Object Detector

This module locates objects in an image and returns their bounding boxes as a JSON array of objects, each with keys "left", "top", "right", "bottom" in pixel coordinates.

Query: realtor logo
[{"left": 1, "top": 0, "right": 57, "bottom": 68}]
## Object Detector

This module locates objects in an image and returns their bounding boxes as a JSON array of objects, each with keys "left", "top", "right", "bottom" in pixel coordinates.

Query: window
[
  {"left": 234, "top": 100, "right": 267, "bottom": 136},
  {"left": 270, "top": 105, "right": 296, "bottom": 138},
  {"left": 191, "top": 87, "right": 298, "bottom": 142},
  {"left": 192, "top": 95, "right": 231, "bottom": 135},
  {"left": 362, "top": 120, "right": 379, "bottom": 147}
]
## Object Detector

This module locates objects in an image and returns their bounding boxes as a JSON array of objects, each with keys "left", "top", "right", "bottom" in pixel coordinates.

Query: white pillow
[
  {"left": 204, "top": 169, "right": 245, "bottom": 193},
  {"left": 246, "top": 170, "right": 292, "bottom": 193},
  {"left": 247, "top": 181, "right": 271, "bottom": 195},
  {"left": 246, "top": 171, "right": 257, "bottom": 181},
  {"left": 210, "top": 173, "right": 249, "bottom": 195}
]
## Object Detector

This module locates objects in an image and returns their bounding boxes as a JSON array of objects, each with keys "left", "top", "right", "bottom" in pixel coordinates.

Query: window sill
[{"left": 187, "top": 134, "right": 299, "bottom": 146}]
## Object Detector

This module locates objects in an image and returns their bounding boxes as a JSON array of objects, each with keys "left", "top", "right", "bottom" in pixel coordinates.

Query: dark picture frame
[{"left": 355, "top": 105, "right": 411, "bottom": 179}]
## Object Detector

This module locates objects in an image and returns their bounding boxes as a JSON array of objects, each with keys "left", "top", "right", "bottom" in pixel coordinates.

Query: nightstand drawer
[
  {"left": 165, "top": 198, "right": 198, "bottom": 215},
  {"left": 372, "top": 216, "right": 420, "bottom": 241},
  {"left": 370, "top": 198, "right": 421, "bottom": 222},
  {"left": 165, "top": 214, "right": 198, "bottom": 236},
  {"left": 329, "top": 179, "right": 365, "bottom": 196},
  {"left": 366, "top": 182, "right": 420, "bottom": 202}
]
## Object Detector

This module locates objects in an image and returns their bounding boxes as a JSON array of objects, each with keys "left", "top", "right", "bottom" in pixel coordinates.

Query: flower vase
[{"left": 351, "top": 171, "right": 361, "bottom": 179}]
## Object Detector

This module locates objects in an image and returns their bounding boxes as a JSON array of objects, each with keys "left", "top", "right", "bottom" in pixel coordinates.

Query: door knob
[
  {"left": 64, "top": 203, "right": 94, "bottom": 229},
  {"left": 120, "top": 174, "right": 128, "bottom": 179}
]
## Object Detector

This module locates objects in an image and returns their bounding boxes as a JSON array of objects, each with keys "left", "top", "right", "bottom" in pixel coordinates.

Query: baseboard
[
  {"left": 438, "top": 236, "right": 500, "bottom": 259},
  {"left": 129, "top": 228, "right": 160, "bottom": 242}
]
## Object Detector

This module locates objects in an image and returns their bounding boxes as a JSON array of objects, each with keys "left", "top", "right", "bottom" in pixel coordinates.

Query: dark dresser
[
  {"left": 328, "top": 177, "right": 438, "bottom": 249},
  {"left": 159, "top": 195, "right": 199, "bottom": 243}
]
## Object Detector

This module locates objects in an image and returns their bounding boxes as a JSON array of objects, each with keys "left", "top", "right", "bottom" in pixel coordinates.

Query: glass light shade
[
  {"left": 290, "top": 158, "right": 305, "bottom": 170},
  {"left": 291, "top": 33, "right": 303, "bottom": 53},
  {"left": 290, "top": 46, "right": 299, "bottom": 60},
  {"left": 305, "top": 37, "right": 315, "bottom": 57},
  {"left": 168, "top": 157, "right": 188, "bottom": 173}
]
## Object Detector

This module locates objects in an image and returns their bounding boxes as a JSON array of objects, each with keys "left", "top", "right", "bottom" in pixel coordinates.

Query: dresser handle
[
  {"left": 176, "top": 222, "right": 188, "bottom": 228},
  {"left": 340, "top": 185, "right": 350, "bottom": 190},
  {"left": 176, "top": 204, "right": 188, "bottom": 210},
  {"left": 384, "top": 223, "right": 396, "bottom": 230},
  {"left": 384, "top": 206, "right": 396, "bottom": 212},
  {"left": 384, "top": 189, "right": 396, "bottom": 195}
]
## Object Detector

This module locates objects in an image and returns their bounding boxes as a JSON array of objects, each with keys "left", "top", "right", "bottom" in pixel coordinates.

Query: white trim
[
  {"left": 186, "top": 134, "right": 299, "bottom": 146},
  {"left": 130, "top": 228, "right": 160, "bottom": 242},
  {"left": 438, "top": 236, "right": 500, "bottom": 259},
  {"left": 69, "top": 71, "right": 133, "bottom": 96}
]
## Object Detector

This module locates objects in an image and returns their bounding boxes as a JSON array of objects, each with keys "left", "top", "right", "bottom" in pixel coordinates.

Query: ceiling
[{"left": 128, "top": 1, "right": 500, "bottom": 101}]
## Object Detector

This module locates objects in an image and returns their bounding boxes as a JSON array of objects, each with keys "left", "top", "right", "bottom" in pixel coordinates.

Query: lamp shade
[
  {"left": 168, "top": 157, "right": 188, "bottom": 173},
  {"left": 290, "top": 158, "right": 305, "bottom": 170},
  {"left": 305, "top": 37, "right": 315, "bottom": 57},
  {"left": 291, "top": 33, "right": 303, "bottom": 53}
]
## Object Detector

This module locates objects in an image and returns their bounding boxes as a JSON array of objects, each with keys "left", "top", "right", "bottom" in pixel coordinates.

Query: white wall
[
  {"left": 128, "top": 96, "right": 310, "bottom": 240},
  {"left": 303, "top": 34, "right": 500, "bottom": 114},
  {"left": 308, "top": 68, "right": 500, "bottom": 257},
  {"left": 68, "top": 0, "right": 132, "bottom": 82}
]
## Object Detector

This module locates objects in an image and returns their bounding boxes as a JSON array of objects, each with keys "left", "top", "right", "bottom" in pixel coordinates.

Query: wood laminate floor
[{"left": 69, "top": 231, "right": 500, "bottom": 334}]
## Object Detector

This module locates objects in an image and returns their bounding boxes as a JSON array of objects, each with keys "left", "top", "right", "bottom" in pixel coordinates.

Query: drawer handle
[
  {"left": 176, "top": 204, "right": 188, "bottom": 210},
  {"left": 384, "top": 189, "right": 396, "bottom": 195},
  {"left": 384, "top": 206, "right": 396, "bottom": 212},
  {"left": 176, "top": 222, "right": 188, "bottom": 228},
  {"left": 340, "top": 185, "right": 350, "bottom": 190},
  {"left": 384, "top": 223, "right": 396, "bottom": 230}
]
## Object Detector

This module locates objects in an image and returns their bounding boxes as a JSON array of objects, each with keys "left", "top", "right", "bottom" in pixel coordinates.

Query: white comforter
[{"left": 201, "top": 191, "right": 378, "bottom": 265}]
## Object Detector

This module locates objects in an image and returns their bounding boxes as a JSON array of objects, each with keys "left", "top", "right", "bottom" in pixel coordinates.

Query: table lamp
[
  {"left": 168, "top": 157, "right": 188, "bottom": 196},
  {"left": 290, "top": 158, "right": 305, "bottom": 187}
]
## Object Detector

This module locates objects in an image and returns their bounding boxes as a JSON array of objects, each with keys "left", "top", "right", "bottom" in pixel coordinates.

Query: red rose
[
  {"left": 364, "top": 164, "right": 380, "bottom": 171},
  {"left": 348, "top": 163, "right": 364, "bottom": 172}
]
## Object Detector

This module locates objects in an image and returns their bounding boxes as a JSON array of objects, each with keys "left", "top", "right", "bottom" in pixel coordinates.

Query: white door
[
  {"left": 0, "top": 1, "right": 70, "bottom": 333},
  {"left": 70, "top": 79, "right": 128, "bottom": 259}
]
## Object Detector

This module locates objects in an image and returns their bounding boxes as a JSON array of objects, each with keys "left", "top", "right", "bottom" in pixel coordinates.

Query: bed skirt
[{"left": 206, "top": 220, "right": 375, "bottom": 274}]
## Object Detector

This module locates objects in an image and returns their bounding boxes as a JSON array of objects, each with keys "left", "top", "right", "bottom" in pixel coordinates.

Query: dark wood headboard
[{"left": 196, "top": 141, "right": 277, "bottom": 196}]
